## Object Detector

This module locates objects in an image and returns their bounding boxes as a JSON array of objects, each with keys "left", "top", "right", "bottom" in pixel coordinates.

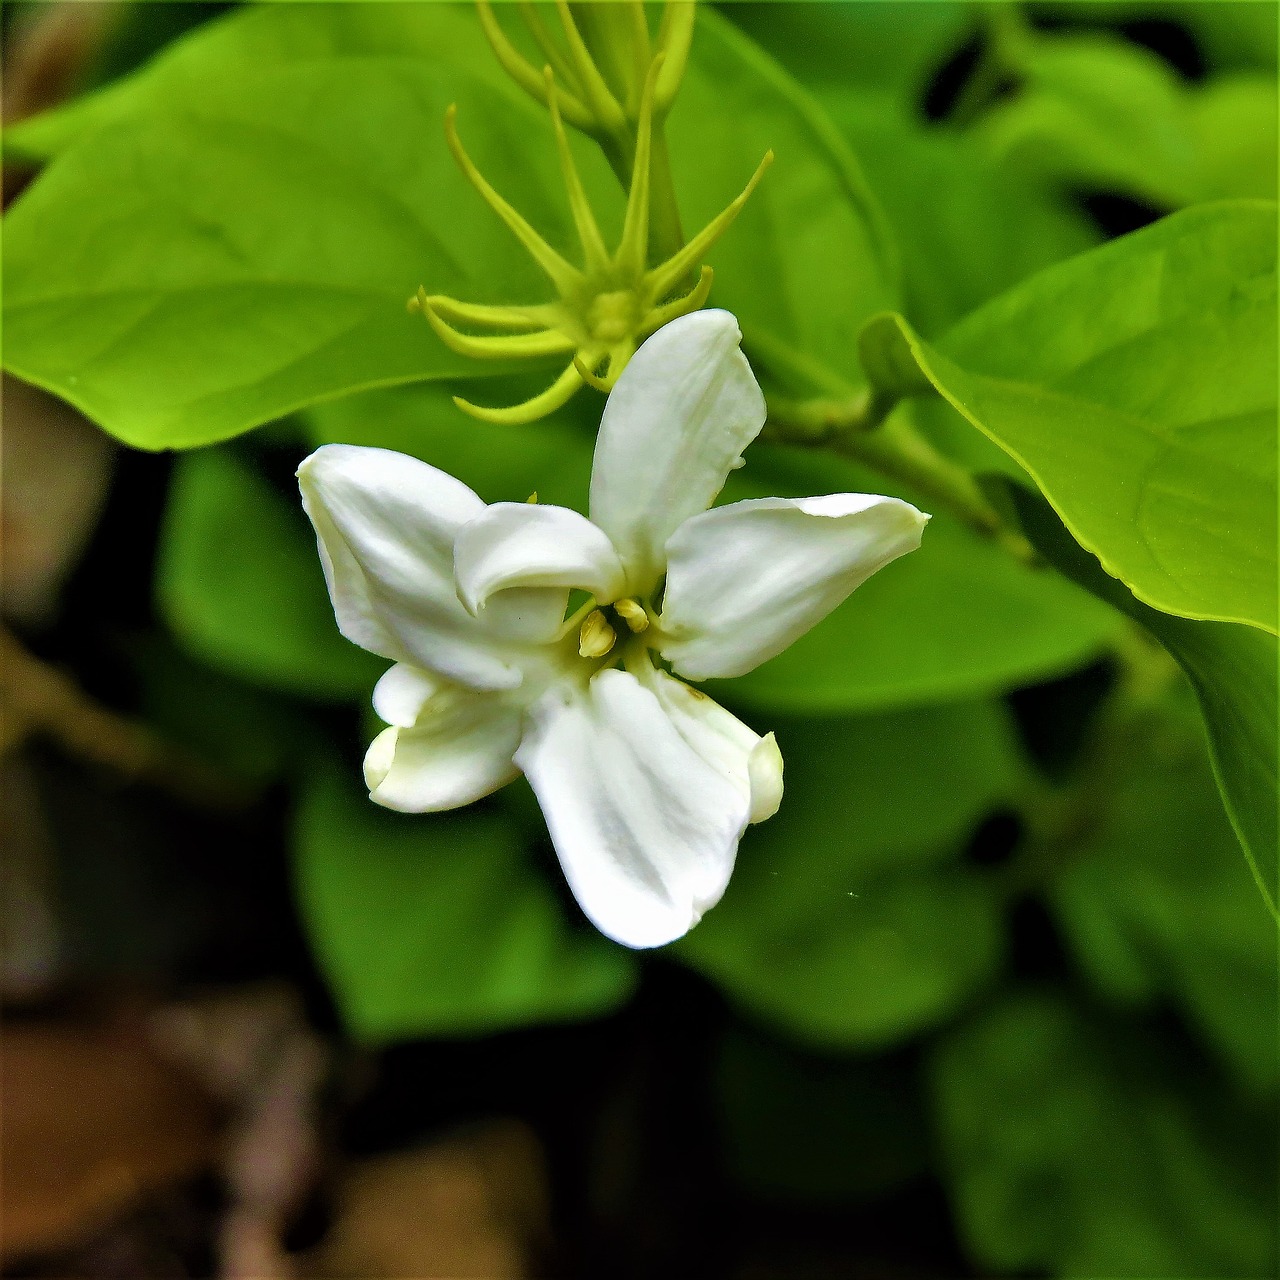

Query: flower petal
[
  {"left": 643, "top": 669, "right": 783, "bottom": 824},
  {"left": 371, "top": 663, "right": 441, "bottom": 728},
  {"left": 363, "top": 688, "right": 522, "bottom": 812},
  {"left": 588, "top": 310, "right": 766, "bottom": 591},
  {"left": 659, "top": 494, "right": 929, "bottom": 679},
  {"left": 454, "top": 502, "right": 628, "bottom": 617},
  {"left": 514, "top": 668, "right": 750, "bottom": 948},
  {"left": 298, "top": 444, "right": 561, "bottom": 690}
]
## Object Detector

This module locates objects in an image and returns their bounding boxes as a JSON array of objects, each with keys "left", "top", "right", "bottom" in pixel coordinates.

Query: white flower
[{"left": 298, "top": 310, "right": 928, "bottom": 949}]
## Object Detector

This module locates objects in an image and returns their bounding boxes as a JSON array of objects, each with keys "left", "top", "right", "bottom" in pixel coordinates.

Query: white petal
[
  {"left": 363, "top": 688, "right": 522, "bottom": 812},
  {"left": 514, "top": 669, "right": 751, "bottom": 949},
  {"left": 589, "top": 310, "right": 767, "bottom": 591},
  {"left": 298, "top": 444, "right": 561, "bottom": 690},
  {"left": 372, "top": 663, "right": 442, "bottom": 728},
  {"left": 454, "top": 503, "right": 627, "bottom": 618},
  {"left": 642, "top": 669, "right": 783, "bottom": 824},
  {"left": 659, "top": 494, "right": 929, "bottom": 680}
]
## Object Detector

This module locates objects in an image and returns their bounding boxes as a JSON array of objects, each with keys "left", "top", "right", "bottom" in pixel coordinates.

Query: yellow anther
[
  {"left": 614, "top": 598, "right": 649, "bottom": 633},
  {"left": 526, "top": 491, "right": 539, "bottom": 504},
  {"left": 579, "top": 609, "right": 617, "bottom": 658}
]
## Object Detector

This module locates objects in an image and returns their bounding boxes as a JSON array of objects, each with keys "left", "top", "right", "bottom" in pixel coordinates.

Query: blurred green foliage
[{"left": 3, "top": 2, "right": 1275, "bottom": 1275}]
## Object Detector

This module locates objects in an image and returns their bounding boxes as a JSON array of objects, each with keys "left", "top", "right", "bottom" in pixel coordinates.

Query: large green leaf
[
  {"left": 294, "top": 761, "right": 635, "bottom": 1042},
  {"left": 1030, "top": 2, "right": 1277, "bottom": 76},
  {"left": 931, "top": 992, "right": 1278, "bottom": 1277},
  {"left": 156, "top": 446, "right": 382, "bottom": 699},
  {"left": 1047, "top": 688, "right": 1278, "bottom": 1095},
  {"left": 1007, "top": 482, "right": 1278, "bottom": 919},
  {"left": 722, "top": 1, "right": 974, "bottom": 108},
  {"left": 2, "top": 4, "right": 558, "bottom": 449},
  {"left": 861, "top": 201, "right": 1278, "bottom": 633},
  {"left": 301, "top": 376, "right": 600, "bottom": 512},
  {"left": 303, "top": 384, "right": 1122, "bottom": 714},
  {"left": 3, "top": 3, "right": 896, "bottom": 448},
  {"left": 677, "top": 700, "right": 1020, "bottom": 1048},
  {"left": 1190, "top": 74, "right": 1279, "bottom": 202},
  {"left": 820, "top": 89, "right": 1099, "bottom": 335}
]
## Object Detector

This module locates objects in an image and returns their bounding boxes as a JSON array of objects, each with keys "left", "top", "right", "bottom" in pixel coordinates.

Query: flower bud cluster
[{"left": 407, "top": 1, "right": 772, "bottom": 424}]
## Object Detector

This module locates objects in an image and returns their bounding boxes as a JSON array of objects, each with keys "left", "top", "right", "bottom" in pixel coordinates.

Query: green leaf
[
  {"left": 976, "top": 33, "right": 1278, "bottom": 208},
  {"left": 127, "top": 633, "right": 303, "bottom": 786},
  {"left": 931, "top": 992, "right": 1278, "bottom": 1277},
  {"left": 723, "top": 0, "right": 974, "bottom": 107},
  {"left": 713, "top": 1022, "right": 929, "bottom": 1204},
  {"left": 302, "top": 379, "right": 598, "bottom": 514},
  {"left": 1190, "top": 74, "right": 1279, "bottom": 202},
  {"left": 294, "top": 759, "right": 636, "bottom": 1042},
  {"left": 1184, "top": 1, "right": 1279, "bottom": 74},
  {"left": 665, "top": 8, "right": 900, "bottom": 391},
  {"left": 3, "top": 3, "right": 896, "bottom": 447},
  {"left": 303, "top": 384, "right": 1122, "bottom": 714},
  {"left": 1031, "top": 2, "right": 1278, "bottom": 76},
  {"left": 3, "top": 3, "right": 561, "bottom": 449},
  {"left": 678, "top": 700, "right": 1019, "bottom": 1048},
  {"left": 1047, "top": 688, "right": 1279, "bottom": 1095},
  {"left": 1007, "top": 481, "right": 1278, "bottom": 920},
  {"left": 861, "top": 201, "right": 1279, "bottom": 634},
  {"left": 977, "top": 32, "right": 1199, "bottom": 208},
  {"left": 819, "top": 89, "right": 1099, "bottom": 335},
  {"left": 156, "top": 447, "right": 382, "bottom": 699}
]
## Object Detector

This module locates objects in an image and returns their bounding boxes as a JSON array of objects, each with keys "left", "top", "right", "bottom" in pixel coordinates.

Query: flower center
[
  {"left": 577, "top": 596, "right": 653, "bottom": 660},
  {"left": 586, "top": 289, "right": 642, "bottom": 346}
]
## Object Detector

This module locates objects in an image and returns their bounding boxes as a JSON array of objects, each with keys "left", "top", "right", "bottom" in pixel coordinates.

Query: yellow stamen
[
  {"left": 520, "top": 2, "right": 583, "bottom": 97},
  {"left": 445, "top": 104, "right": 583, "bottom": 295},
  {"left": 554, "top": 0, "right": 627, "bottom": 137},
  {"left": 625, "top": 1, "right": 653, "bottom": 100},
  {"left": 645, "top": 150, "right": 775, "bottom": 300},
  {"left": 614, "top": 598, "right": 649, "bottom": 633},
  {"left": 616, "top": 54, "right": 663, "bottom": 277},
  {"left": 423, "top": 302, "right": 576, "bottom": 360},
  {"left": 544, "top": 67, "right": 610, "bottom": 273},
  {"left": 573, "top": 353, "right": 612, "bottom": 393},
  {"left": 477, "top": 0, "right": 593, "bottom": 130},
  {"left": 526, "top": 491, "right": 539, "bottom": 504},
  {"left": 425, "top": 293, "right": 560, "bottom": 332},
  {"left": 654, "top": 2, "right": 696, "bottom": 113},
  {"left": 579, "top": 609, "right": 617, "bottom": 658},
  {"left": 642, "top": 265, "right": 714, "bottom": 335},
  {"left": 452, "top": 357, "right": 588, "bottom": 425}
]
